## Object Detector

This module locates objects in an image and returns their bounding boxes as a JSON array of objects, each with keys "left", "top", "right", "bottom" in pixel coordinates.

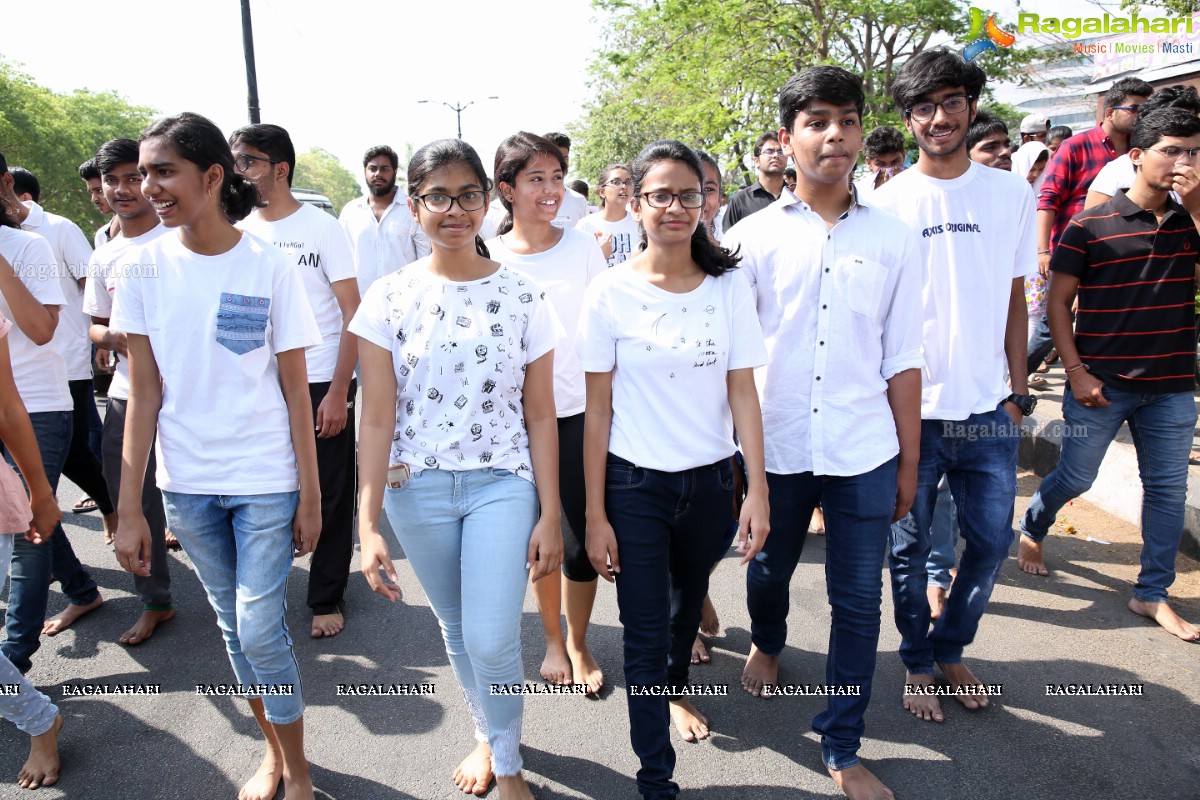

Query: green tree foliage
[
  {"left": 293, "top": 147, "right": 362, "bottom": 215},
  {"left": 0, "top": 59, "right": 155, "bottom": 231},
  {"left": 571, "top": 0, "right": 1036, "bottom": 189}
]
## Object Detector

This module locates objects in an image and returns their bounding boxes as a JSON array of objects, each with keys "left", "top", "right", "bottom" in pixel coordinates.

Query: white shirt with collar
[
  {"left": 722, "top": 192, "right": 923, "bottom": 477},
  {"left": 338, "top": 191, "right": 427, "bottom": 298},
  {"left": 21, "top": 201, "right": 94, "bottom": 381}
]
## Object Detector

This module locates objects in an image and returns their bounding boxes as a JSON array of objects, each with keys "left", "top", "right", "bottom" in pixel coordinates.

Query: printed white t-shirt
[
  {"left": 577, "top": 263, "right": 768, "bottom": 472},
  {"left": 485, "top": 228, "right": 607, "bottom": 417},
  {"left": 350, "top": 262, "right": 561, "bottom": 482},
  {"left": 576, "top": 211, "right": 639, "bottom": 268},
  {"left": 240, "top": 203, "right": 358, "bottom": 382},
  {"left": 82, "top": 225, "right": 168, "bottom": 401},
  {"left": 0, "top": 227, "right": 70, "bottom": 413},
  {"left": 21, "top": 202, "right": 94, "bottom": 381},
  {"left": 110, "top": 231, "right": 322, "bottom": 494},
  {"left": 872, "top": 162, "right": 1037, "bottom": 420}
]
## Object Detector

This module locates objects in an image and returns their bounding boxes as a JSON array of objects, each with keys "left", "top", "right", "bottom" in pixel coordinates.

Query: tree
[{"left": 293, "top": 147, "right": 361, "bottom": 215}]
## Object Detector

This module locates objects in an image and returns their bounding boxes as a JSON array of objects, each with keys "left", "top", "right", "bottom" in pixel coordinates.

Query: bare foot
[
  {"left": 926, "top": 584, "right": 947, "bottom": 620},
  {"left": 540, "top": 641, "right": 571, "bottom": 685},
  {"left": 452, "top": 742, "right": 493, "bottom": 796},
  {"left": 281, "top": 767, "right": 315, "bottom": 800},
  {"left": 669, "top": 699, "right": 710, "bottom": 742},
  {"left": 566, "top": 644, "right": 604, "bottom": 694},
  {"left": 238, "top": 753, "right": 282, "bottom": 800},
  {"left": 101, "top": 510, "right": 118, "bottom": 547},
  {"left": 165, "top": 529, "right": 182, "bottom": 550},
  {"left": 902, "top": 672, "right": 943, "bottom": 722},
  {"left": 938, "top": 661, "right": 990, "bottom": 710},
  {"left": 43, "top": 595, "right": 103, "bottom": 636},
  {"left": 691, "top": 635, "right": 710, "bottom": 665},
  {"left": 828, "top": 763, "right": 894, "bottom": 800},
  {"left": 1017, "top": 537, "right": 1049, "bottom": 576},
  {"left": 311, "top": 610, "right": 344, "bottom": 638},
  {"left": 811, "top": 507, "right": 826, "bottom": 535},
  {"left": 1128, "top": 598, "right": 1200, "bottom": 641},
  {"left": 17, "top": 714, "right": 62, "bottom": 790},
  {"left": 496, "top": 773, "right": 534, "bottom": 800},
  {"left": 740, "top": 645, "right": 779, "bottom": 697},
  {"left": 699, "top": 594, "right": 719, "bottom": 637},
  {"left": 119, "top": 608, "right": 175, "bottom": 646}
]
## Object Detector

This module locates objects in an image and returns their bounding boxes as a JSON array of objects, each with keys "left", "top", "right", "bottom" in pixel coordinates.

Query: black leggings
[
  {"left": 558, "top": 413, "right": 594, "bottom": 582},
  {"left": 63, "top": 379, "right": 114, "bottom": 515}
]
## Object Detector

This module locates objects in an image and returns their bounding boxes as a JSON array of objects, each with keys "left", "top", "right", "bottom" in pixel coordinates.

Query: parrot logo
[{"left": 962, "top": 8, "right": 1016, "bottom": 61}]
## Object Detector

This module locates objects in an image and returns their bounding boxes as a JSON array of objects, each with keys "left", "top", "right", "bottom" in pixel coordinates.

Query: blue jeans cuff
[
  {"left": 1131, "top": 590, "right": 1168, "bottom": 604},
  {"left": 69, "top": 591, "right": 101, "bottom": 606},
  {"left": 824, "top": 751, "right": 861, "bottom": 772}
]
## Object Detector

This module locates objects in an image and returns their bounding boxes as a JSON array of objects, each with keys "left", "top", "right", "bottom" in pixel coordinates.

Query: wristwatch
[{"left": 1005, "top": 393, "right": 1037, "bottom": 416}]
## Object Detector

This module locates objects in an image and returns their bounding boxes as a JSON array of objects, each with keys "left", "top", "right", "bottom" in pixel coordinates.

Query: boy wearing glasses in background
[
  {"left": 1020, "top": 108, "right": 1200, "bottom": 643},
  {"left": 723, "top": 132, "right": 788, "bottom": 231},
  {"left": 871, "top": 47, "right": 1036, "bottom": 727}
]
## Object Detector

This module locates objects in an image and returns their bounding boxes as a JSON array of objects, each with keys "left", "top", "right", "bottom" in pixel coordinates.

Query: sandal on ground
[{"left": 72, "top": 497, "right": 98, "bottom": 514}]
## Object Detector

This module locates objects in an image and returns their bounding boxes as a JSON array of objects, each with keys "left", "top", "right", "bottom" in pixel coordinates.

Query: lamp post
[
  {"left": 240, "top": 0, "right": 261, "bottom": 123},
  {"left": 417, "top": 97, "right": 499, "bottom": 140}
]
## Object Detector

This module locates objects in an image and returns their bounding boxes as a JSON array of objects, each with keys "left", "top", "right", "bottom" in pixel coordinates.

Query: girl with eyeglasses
[
  {"left": 351, "top": 138, "right": 562, "bottom": 800},
  {"left": 577, "top": 164, "right": 638, "bottom": 268},
  {"left": 578, "top": 140, "right": 769, "bottom": 800}
]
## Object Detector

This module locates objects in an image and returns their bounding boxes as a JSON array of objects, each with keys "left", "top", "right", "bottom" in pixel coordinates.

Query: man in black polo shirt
[
  {"left": 722, "top": 132, "right": 787, "bottom": 232},
  {"left": 1020, "top": 107, "right": 1200, "bottom": 642}
]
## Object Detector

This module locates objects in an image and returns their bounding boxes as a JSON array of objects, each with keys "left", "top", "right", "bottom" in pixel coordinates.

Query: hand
[
  {"left": 1069, "top": 369, "right": 1109, "bottom": 408},
  {"left": 527, "top": 514, "right": 563, "bottom": 582},
  {"left": 360, "top": 529, "right": 402, "bottom": 601},
  {"left": 315, "top": 386, "right": 349, "bottom": 438},
  {"left": 734, "top": 487, "right": 770, "bottom": 564},
  {"left": 26, "top": 492, "right": 61, "bottom": 544},
  {"left": 292, "top": 494, "right": 322, "bottom": 557},
  {"left": 114, "top": 513, "right": 153, "bottom": 576},
  {"left": 93, "top": 347, "right": 114, "bottom": 374},
  {"left": 1172, "top": 165, "right": 1200, "bottom": 212},
  {"left": 593, "top": 230, "right": 613, "bottom": 260},
  {"left": 892, "top": 461, "right": 918, "bottom": 523},
  {"left": 1003, "top": 401, "right": 1023, "bottom": 427},
  {"left": 1038, "top": 251, "right": 1051, "bottom": 279},
  {"left": 585, "top": 516, "right": 620, "bottom": 583}
]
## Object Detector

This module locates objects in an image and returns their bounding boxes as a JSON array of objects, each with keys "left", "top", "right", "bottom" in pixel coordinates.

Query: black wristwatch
[{"left": 1005, "top": 393, "right": 1037, "bottom": 416}]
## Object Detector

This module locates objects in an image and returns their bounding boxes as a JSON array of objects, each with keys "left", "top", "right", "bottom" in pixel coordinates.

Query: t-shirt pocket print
[{"left": 216, "top": 293, "right": 270, "bottom": 355}]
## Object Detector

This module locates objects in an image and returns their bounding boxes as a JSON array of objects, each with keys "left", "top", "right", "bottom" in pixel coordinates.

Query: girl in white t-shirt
[
  {"left": 351, "top": 139, "right": 561, "bottom": 800},
  {"left": 110, "top": 112, "right": 322, "bottom": 800},
  {"left": 486, "top": 132, "right": 608, "bottom": 697},
  {"left": 576, "top": 164, "right": 638, "bottom": 268},
  {"left": 578, "top": 140, "right": 770, "bottom": 798}
]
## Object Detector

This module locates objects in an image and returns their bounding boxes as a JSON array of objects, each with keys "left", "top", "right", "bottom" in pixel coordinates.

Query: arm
[
  {"left": 583, "top": 370, "right": 619, "bottom": 581},
  {"left": 1036, "top": 209, "right": 1055, "bottom": 278},
  {"left": 277, "top": 348, "right": 321, "bottom": 556},
  {"left": 1084, "top": 189, "right": 1112, "bottom": 210},
  {"left": 726, "top": 367, "right": 769, "bottom": 563},
  {"left": 1046, "top": 271, "right": 1106, "bottom": 407},
  {"left": 0, "top": 336, "right": 58, "bottom": 542},
  {"left": 315, "top": 278, "right": 361, "bottom": 439},
  {"left": 114, "top": 334, "right": 162, "bottom": 576},
  {"left": 0, "top": 253, "right": 58, "bottom": 345},
  {"left": 356, "top": 339, "right": 402, "bottom": 601},
  {"left": 1003, "top": 276, "right": 1030, "bottom": 424},
  {"left": 522, "top": 351, "right": 562, "bottom": 582},
  {"left": 885, "top": 368, "right": 922, "bottom": 522},
  {"left": 89, "top": 318, "right": 127, "bottom": 356}
]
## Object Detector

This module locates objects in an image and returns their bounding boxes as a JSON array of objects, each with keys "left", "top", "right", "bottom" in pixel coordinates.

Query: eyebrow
[
  {"left": 424, "top": 183, "right": 483, "bottom": 192},
  {"left": 142, "top": 161, "right": 176, "bottom": 170}
]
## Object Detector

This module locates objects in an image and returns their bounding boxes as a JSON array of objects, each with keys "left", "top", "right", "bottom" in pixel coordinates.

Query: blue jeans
[
  {"left": 0, "top": 538, "right": 58, "bottom": 735},
  {"left": 383, "top": 468, "right": 537, "bottom": 777},
  {"left": 926, "top": 476, "right": 961, "bottom": 591},
  {"left": 2, "top": 410, "right": 99, "bottom": 674},
  {"left": 746, "top": 459, "right": 897, "bottom": 771},
  {"left": 605, "top": 454, "right": 734, "bottom": 800},
  {"left": 162, "top": 491, "right": 304, "bottom": 725},
  {"left": 889, "top": 406, "right": 1019, "bottom": 671},
  {"left": 1022, "top": 387, "right": 1196, "bottom": 602}
]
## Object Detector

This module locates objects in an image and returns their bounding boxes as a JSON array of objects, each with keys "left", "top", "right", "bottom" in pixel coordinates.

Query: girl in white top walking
[{"left": 576, "top": 164, "right": 638, "bottom": 268}]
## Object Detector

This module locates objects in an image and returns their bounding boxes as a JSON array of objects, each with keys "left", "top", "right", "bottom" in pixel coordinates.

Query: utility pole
[
  {"left": 417, "top": 97, "right": 499, "bottom": 140},
  {"left": 240, "top": 0, "right": 261, "bottom": 124}
]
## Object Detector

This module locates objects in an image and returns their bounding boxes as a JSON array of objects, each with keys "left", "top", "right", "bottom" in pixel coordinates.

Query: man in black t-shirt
[{"left": 722, "top": 132, "right": 787, "bottom": 232}]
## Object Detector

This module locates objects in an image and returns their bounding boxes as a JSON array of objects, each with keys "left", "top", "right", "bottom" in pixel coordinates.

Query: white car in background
[{"left": 291, "top": 188, "right": 335, "bottom": 216}]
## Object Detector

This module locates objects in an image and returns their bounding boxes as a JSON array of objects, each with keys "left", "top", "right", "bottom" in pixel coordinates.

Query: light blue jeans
[
  {"left": 383, "top": 468, "right": 537, "bottom": 776},
  {"left": 0, "top": 534, "right": 59, "bottom": 736},
  {"left": 162, "top": 491, "right": 304, "bottom": 724}
]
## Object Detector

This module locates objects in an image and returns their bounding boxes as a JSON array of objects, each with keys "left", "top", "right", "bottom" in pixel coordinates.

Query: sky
[{"left": 2, "top": 0, "right": 604, "bottom": 189}]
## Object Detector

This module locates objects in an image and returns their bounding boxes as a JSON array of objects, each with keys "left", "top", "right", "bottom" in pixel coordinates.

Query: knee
[
  {"left": 972, "top": 528, "right": 1015, "bottom": 567},
  {"left": 236, "top": 617, "right": 290, "bottom": 668},
  {"left": 462, "top": 624, "right": 520, "bottom": 678}
]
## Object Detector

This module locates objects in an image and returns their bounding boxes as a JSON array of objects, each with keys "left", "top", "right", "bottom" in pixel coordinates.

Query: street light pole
[
  {"left": 240, "top": 0, "right": 261, "bottom": 124},
  {"left": 417, "top": 97, "right": 499, "bottom": 140}
]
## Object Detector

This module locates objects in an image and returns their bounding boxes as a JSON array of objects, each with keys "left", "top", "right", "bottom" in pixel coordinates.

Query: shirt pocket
[
  {"left": 845, "top": 257, "right": 887, "bottom": 318},
  {"left": 216, "top": 293, "right": 270, "bottom": 355}
]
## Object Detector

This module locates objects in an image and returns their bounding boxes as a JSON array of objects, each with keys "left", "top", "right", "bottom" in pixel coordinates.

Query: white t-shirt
[
  {"left": 349, "top": 263, "right": 561, "bottom": 482},
  {"left": 577, "top": 263, "right": 768, "bottom": 472},
  {"left": 554, "top": 188, "right": 589, "bottom": 230},
  {"left": 110, "top": 232, "right": 322, "bottom": 494},
  {"left": 21, "top": 202, "right": 93, "bottom": 381},
  {"left": 82, "top": 225, "right": 169, "bottom": 401},
  {"left": 0, "top": 227, "right": 70, "bottom": 413},
  {"left": 480, "top": 199, "right": 507, "bottom": 242},
  {"left": 338, "top": 193, "right": 425, "bottom": 298},
  {"left": 576, "top": 211, "right": 639, "bottom": 268},
  {"left": 239, "top": 203, "right": 358, "bottom": 382},
  {"left": 485, "top": 228, "right": 607, "bottom": 417},
  {"left": 1088, "top": 153, "right": 1135, "bottom": 199},
  {"left": 94, "top": 222, "right": 114, "bottom": 251},
  {"left": 872, "top": 162, "right": 1037, "bottom": 420}
]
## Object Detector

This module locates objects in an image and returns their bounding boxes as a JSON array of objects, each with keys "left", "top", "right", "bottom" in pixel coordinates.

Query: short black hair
[
  {"left": 864, "top": 126, "right": 906, "bottom": 160},
  {"left": 543, "top": 132, "right": 571, "bottom": 150},
  {"left": 1139, "top": 84, "right": 1200, "bottom": 117},
  {"left": 1130, "top": 107, "right": 1200, "bottom": 151},
  {"left": 779, "top": 65, "right": 865, "bottom": 131},
  {"left": 967, "top": 110, "right": 1009, "bottom": 152},
  {"left": 94, "top": 138, "right": 141, "bottom": 176},
  {"left": 1105, "top": 77, "right": 1154, "bottom": 109},
  {"left": 79, "top": 158, "right": 100, "bottom": 182},
  {"left": 569, "top": 179, "right": 589, "bottom": 198},
  {"left": 784, "top": 166, "right": 796, "bottom": 181},
  {"left": 891, "top": 46, "right": 986, "bottom": 116},
  {"left": 1048, "top": 125, "right": 1073, "bottom": 144},
  {"left": 753, "top": 132, "right": 780, "bottom": 157},
  {"left": 363, "top": 145, "right": 398, "bottom": 170},
  {"left": 9, "top": 167, "right": 39, "bottom": 202},
  {"left": 229, "top": 123, "right": 297, "bottom": 187}
]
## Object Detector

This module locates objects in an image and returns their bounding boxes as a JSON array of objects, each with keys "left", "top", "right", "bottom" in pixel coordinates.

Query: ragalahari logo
[{"left": 962, "top": 7, "right": 1016, "bottom": 61}]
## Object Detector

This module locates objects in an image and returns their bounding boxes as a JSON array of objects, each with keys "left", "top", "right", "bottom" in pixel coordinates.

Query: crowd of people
[{"left": 0, "top": 44, "right": 1196, "bottom": 800}]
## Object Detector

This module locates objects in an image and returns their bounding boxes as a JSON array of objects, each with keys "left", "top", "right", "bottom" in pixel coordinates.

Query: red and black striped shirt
[{"left": 1051, "top": 189, "right": 1198, "bottom": 393}]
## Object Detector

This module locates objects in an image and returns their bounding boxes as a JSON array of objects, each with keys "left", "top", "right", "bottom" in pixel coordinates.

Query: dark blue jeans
[
  {"left": 746, "top": 459, "right": 897, "bottom": 770},
  {"left": 2, "top": 411, "right": 100, "bottom": 674},
  {"left": 889, "top": 406, "right": 1018, "bottom": 672},
  {"left": 607, "top": 454, "right": 734, "bottom": 800}
]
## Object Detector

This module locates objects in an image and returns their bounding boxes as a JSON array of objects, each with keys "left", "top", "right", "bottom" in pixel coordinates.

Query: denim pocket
[
  {"left": 216, "top": 293, "right": 270, "bottom": 355},
  {"left": 605, "top": 461, "right": 646, "bottom": 490},
  {"left": 717, "top": 458, "right": 735, "bottom": 492}
]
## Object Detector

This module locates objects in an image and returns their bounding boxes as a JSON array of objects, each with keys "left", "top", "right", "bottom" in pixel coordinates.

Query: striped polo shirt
[{"left": 1051, "top": 189, "right": 1198, "bottom": 393}]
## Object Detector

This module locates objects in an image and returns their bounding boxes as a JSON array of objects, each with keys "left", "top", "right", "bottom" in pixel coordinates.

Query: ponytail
[{"left": 223, "top": 172, "right": 263, "bottom": 223}]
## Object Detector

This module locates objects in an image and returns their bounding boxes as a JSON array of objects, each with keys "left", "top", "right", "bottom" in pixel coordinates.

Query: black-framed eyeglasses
[
  {"left": 760, "top": 148, "right": 786, "bottom": 157},
  {"left": 1147, "top": 145, "right": 1200, "bottom": 162},
  {"left": 604, "top": 178, "right": 631, "bottom": 188},
  {"left": 905, "top": 94, "right": 973, "bottom": 123},
  {"left": 233, "top": 154, "right": 279, "bottom": 172},
  {"left": 1111, "top": 104, "right": 1143, "bottom": 114},
  {"left": 415, "top": 191, "right": 488, "bottom": 213},
  {"left": 637, "top": 191, "right": 704, "bottom": 209}
]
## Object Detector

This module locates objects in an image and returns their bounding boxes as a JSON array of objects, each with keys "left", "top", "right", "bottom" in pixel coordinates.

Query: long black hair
[
  {"left": 139, "top": 112, "right": 262, "bottom": 223},
  {"left": 493, "top": 132, "right": 566, "bottom": 235},
  {"left": 407, "top": 138, "right": 493, "bottom": 258},
  {"left": 630, "top": 140, "right": 739, "bottom": 276}
]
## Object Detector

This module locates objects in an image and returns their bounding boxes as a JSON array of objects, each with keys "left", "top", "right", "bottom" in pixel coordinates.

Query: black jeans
[
  {"left": 64, "top": 379, "right": 113, "bottom": 514},
  {"left": 307, "top": 380, "right": 357, "bottom": 614}
]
